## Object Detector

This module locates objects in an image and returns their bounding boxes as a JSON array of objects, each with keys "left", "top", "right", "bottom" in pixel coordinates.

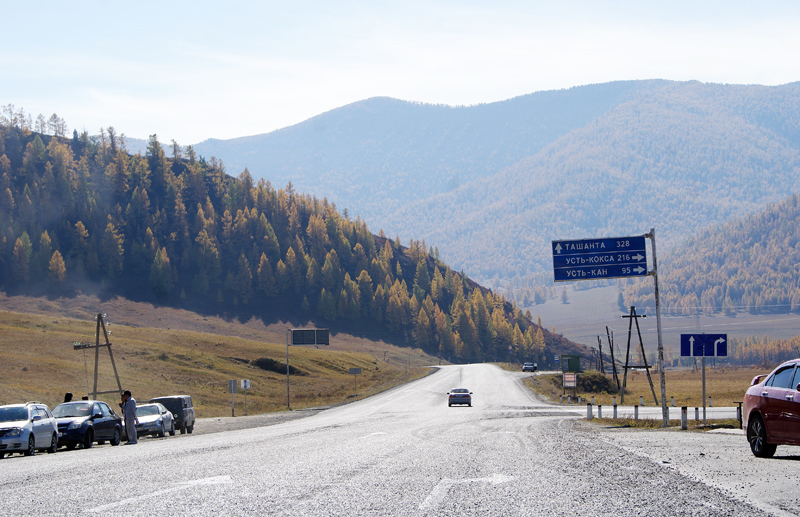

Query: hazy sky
[{"left": 4, "top": 1, "right": 799, "bottom": 144}]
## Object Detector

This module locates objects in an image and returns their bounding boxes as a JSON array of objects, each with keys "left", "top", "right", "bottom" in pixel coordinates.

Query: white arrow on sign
[
  {"left": 554, "top": 243, "right": 563, "bottom": 254},
  {"left": 633, "top": 253, "right": 644, "bottom": 261},
  {"left": 634, "top": 266, "right": 646, "bottom": 274},
  {"left": 714, "top": 337, "right": 725, "bottom": 346}
]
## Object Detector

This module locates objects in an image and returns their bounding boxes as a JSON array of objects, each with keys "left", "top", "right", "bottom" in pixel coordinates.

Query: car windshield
[
  {"left": 136, "top": 405, "right": 159, "bottom": 417},
  {"left": 0, "top": 407, "right": 28, "bottom": 422},
  {"left": 53, "top": 403, "right": 93, "bottom": 418}
]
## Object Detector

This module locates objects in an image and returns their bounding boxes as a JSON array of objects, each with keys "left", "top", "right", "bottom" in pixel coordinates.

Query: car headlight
[
  {"left": 5, "top": 427, "right": 24, "bottom": 437},
  {"left": 67, "top": 421, "right": 83, "bottom": 430}
]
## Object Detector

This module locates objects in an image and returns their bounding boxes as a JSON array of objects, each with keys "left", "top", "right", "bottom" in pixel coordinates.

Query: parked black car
[
  {"left": 149, "top": 395, "right": 195, "bottom": 434},
  {"left": 52, "top": 401, "right": 122, "bottom": 449}
]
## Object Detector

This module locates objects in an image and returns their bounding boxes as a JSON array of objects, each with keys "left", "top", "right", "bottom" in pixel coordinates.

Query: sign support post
[
  {"left": 702, "top": 355, "right": 706, "bottom": 424},
  {"left": 287, "top": 328, "right": 330, "bottom": 409},
  {"left": 681, "top": 333, "right": 727, "bottom": 426},
  {"left": 647, "top": 228, "right": 668, "bottom": 427}
]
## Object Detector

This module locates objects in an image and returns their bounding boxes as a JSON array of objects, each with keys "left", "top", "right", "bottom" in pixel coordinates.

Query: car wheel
[
  {"left": 468, "top": 403, "right": 472, "bottom": 407},
  {"left": 24, "top": 435, "right": 35, "bottom": 456},
  {"left": 48, "top": 433, "right": 58, "bottom": 454},
  {"left": 111, "top": 427, "right": 121, "bottom": 446},
  {"left": 0, "top": 452, "right": 5, "bottom": 459},
  {"left": 187, "top": 423, "right": 194, "bottom": 434},
  {"left": 169, "top": 422, "right": 175, "bottom": 436},
  {"left": 82, "top": 429, "right": 94, "bottom": 449},
  {"left": 748, "top": 415, "right": 777, "bottom": 458},
  {"left": 180, "top": 423, "right": 186, "bottom": 434},
  {"left": 158, "top": 421, "right": 165, "bottom": 438}
]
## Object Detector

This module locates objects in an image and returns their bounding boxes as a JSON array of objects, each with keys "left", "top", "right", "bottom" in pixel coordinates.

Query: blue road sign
[
  {"left": 680, "top": 334, "right": 727, "bottom": 357},
  {"left": 552, "top": 235, "right": 647, "bottom": 282}
]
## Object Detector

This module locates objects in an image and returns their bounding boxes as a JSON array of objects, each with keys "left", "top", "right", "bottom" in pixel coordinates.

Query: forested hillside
[
  {"left": 193, "top": 81, "right": 800, "bottom": 292},
  {"left": 622, "top": 192, "right": 800, "bottom": 316},
  {"left": 0, "top": 118, "right": 583, "bottom": 366}
]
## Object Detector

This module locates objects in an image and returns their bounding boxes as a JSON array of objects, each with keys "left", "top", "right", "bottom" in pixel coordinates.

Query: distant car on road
[
  {"left": 448, "top": 388, "right": 472, "bottom": 407},
  {"left": 134, "top": 403, "right": 175, "bottom": 438},
  {"left": 743, "top": 358, "right": 800, "bottom": 457},
  {"left": 0, "top": 402, "right": 59, "bottom": 458},
  {"left": 52, "top": 400, "right": 122, "bottom": 450},
  {"left": 149, "top": 395, "right": 195, "bottom": 434},
  {"left": 522, "top": 363, "right": 537, "bottom": 372}
]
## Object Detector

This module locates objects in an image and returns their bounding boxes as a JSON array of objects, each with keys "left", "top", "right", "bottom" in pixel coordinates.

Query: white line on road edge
[
  {"left": 419, "top": 473, "right": 514, "bottom": 512},
  {"left": 87, "top": 475, "right": 233, "bottom": 513}
]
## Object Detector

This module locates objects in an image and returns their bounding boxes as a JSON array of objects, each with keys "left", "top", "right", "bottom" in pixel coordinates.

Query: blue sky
[{"left": 4, "top": 1, "right": 799, "bottom": 144}]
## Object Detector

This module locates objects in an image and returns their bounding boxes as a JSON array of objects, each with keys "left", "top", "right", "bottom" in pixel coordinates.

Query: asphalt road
[{"left": 0, "top": 364, "right": 784, "bottom": 516}]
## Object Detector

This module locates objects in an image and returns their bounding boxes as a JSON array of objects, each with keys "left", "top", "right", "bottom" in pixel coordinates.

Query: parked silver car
[
  {"left": 0, "top": 402, "right": 59, "bottom": 458},
  {"left": 134, "top": 403, "right": 175, "bottom": 438}
]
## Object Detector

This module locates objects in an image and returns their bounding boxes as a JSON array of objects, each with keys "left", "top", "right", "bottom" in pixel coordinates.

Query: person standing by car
[{"left": 120, "top": 390, "right": 139, "bottom": 444}]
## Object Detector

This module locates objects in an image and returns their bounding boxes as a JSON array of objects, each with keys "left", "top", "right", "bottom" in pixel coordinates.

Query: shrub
[
  {"left": 251, "top": 357, "right": 305, "bottom": 376},
  {"left": 550, "top": 370, "right": 619, "bottom": 394}
]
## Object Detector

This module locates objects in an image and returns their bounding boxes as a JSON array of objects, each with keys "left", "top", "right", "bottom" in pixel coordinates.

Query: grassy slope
[{"left": 0, "top": 295, "right": 439, "bottom": 417}]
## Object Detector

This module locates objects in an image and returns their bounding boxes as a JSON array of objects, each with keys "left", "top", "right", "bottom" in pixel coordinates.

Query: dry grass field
[
  {"left": 529, "top": 367, "right": 770, "bottom": 407},
  {"left": 0, "top": 306, "right": 438, "bottom": 417}
]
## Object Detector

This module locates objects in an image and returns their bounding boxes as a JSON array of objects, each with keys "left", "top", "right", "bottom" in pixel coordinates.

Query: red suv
[{"left": 743, "top": 359, "right": 800, "bottom": 457}]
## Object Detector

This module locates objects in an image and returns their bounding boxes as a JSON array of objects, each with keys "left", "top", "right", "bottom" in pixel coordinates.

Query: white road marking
[
  {"left": 419, "top": 473, "right": 514, "bottom": 512},
  {"left": 87, "top": 475, "right": 233, "bottom": 513}
]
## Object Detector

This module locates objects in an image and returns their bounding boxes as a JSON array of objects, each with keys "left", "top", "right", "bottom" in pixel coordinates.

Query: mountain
[
  {"left": 192, "top": 81, "right": 662, "bottom": 223},
  {"left": 399, "top": 81, "right": 800, "bottom": 285},
  {"left": 192, "top": 80, "right": 800, "bottom": 290},
  {"left": 0, "top": 124, "right": 588, "bottom": 367}
]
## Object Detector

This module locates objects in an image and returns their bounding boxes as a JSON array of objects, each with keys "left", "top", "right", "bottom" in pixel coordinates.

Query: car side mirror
[
  {"left": 32, "top": 415, "right": 41, "bottom": 422},
  {"left": 93, "top": 412, "right": 103, "bottom": 419}
]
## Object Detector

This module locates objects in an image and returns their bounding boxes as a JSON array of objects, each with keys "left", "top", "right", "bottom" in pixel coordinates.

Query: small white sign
[{"left": 241, "top": 379, "right": 250, "bottom": 389}]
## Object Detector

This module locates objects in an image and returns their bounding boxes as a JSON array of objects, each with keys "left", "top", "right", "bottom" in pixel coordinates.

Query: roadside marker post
[{"left": 228, "top": 379, "right": 237, "bottom": 417}]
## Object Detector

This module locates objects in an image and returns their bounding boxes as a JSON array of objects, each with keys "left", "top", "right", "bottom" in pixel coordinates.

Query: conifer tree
[
  {"left": 150, "top": 247, "right": 172, "bottom": 296},
  {"left": 48, "top": 250, "right": 67, "bottom": 283},
  {"left": 11, "top": 234, "right": 31, "bottom": 283}
]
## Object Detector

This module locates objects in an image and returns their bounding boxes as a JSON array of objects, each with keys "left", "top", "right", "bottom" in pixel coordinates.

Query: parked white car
[
  {"left": 0, "top": 402, "right": 59, "bottom": 458},
  {"left": 134, "top": 403, "right": 175, "bottom": 438}
]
